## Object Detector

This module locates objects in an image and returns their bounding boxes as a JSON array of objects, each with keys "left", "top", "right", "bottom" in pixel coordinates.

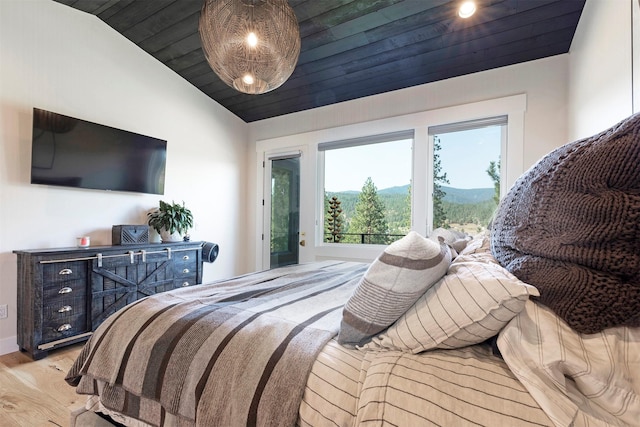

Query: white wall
[
  {"left": 0, "top": 0, "right": 249, "bottom": 355},
  {"left": 568, "top": 0, "right": 634, "bottom": 139},
  {"left": 247, "top": 55, "right": 571, "bottom": 270}
]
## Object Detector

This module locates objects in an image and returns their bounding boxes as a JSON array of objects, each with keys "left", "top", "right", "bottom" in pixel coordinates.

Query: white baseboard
[{"left": 0, "top": 335, "right": 19, "bottom": 357}]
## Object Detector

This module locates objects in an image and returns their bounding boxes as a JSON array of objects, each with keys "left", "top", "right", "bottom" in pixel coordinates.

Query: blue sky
[
  {"left": 437, "top": 126, "right": 501, "bottom": 189},
  {"left": 324, "top": 139, "right": 412, "bottom": 192},
  {"left": 324, "top": 126, "right": 501, "bottom": 192}
]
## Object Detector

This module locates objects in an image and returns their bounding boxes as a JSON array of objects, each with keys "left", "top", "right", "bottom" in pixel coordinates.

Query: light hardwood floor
[{"left": 0, "top": 343, "right": 85, "bottom": 427}]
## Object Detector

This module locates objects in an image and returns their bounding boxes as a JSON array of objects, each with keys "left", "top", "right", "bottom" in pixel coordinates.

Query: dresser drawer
[
  {"left": 43, "top": 261, "right": 87, "bottom": 283},
  {"left": 43, "top": 295, "right": 86, "bottom": 320},
  {"left": 175, "top": 250, "right": 198, "bottom": 264},
  {"left": 43, "top": 280, "right": 87, "bottom": 299},
  {"left": 41, "top": 309, "right": 88, "bottom": 342},
  {"left": 175, "top": 275, "right": 198, "bottom": 288}
]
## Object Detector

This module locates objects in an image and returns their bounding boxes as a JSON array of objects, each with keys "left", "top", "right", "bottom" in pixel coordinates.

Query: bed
[{"left": 66, "top": 113, "right": 640, "bottom": 426}]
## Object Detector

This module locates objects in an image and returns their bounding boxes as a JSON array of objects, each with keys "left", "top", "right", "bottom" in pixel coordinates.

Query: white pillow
[
  {"left": 338, "top": 231, "right": 451, "bottom": 346},
  {"left": 429, "top": 227, "right": 471, "bottom": 255},
  {"left": 363, "top": 251, "right": 539, "bottom": 353}
]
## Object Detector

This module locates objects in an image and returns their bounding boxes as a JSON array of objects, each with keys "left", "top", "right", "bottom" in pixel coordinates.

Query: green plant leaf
[{"left": 146, "top": 200, "right": 193, "bottom": 235}]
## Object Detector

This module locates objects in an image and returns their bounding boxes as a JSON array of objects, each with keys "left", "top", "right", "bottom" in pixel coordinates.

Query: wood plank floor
[{"left": 0, "top": 344, "right": 85, "bottom": 427}]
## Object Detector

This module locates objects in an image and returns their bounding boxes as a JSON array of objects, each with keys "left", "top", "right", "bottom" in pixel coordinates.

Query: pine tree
[
  {"left": 486, "top": 159, "right": 501, "bottom": 205},
  {"left": 325, "top": 195, "right": 344, "bottom": 242},
  {"left": 433, "top": 136, "right": 450, "bottom": 228},
  {"left": 350, "top": 177, "right": 389, "bottom": 244}
]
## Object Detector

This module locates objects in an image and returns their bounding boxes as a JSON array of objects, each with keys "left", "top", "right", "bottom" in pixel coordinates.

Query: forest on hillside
[{"left": 325, "top": 183, "right": 497, "bottom": 243}]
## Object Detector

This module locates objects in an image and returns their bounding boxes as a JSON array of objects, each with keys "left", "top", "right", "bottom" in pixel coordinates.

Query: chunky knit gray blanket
[{"left": 491, "top": 113, "right": 640, "bottom": 334}]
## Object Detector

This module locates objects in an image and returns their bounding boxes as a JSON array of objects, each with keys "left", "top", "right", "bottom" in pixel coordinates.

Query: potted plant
[{"left": 147, "top": 200, "right": 194, "bottom": 242}]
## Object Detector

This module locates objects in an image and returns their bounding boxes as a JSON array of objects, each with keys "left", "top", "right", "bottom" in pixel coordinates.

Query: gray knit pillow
[
  {"left": 338, "top": 231, "right": 451, "bottom": 346},
  {"left": 490, "top": 113, "right": 640, "bottom": 333}
]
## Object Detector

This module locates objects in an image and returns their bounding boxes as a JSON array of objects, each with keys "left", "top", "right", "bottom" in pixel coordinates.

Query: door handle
[{"left": 299, "top": 240, "right": 306, "bottom": 247}]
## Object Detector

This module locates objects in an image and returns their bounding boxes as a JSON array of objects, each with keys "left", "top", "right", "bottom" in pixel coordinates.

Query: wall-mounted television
[{"left": 30, "top": 108, "right": 167, "bottom": 195}]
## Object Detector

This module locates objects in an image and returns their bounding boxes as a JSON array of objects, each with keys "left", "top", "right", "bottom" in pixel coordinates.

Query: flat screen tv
[{"left": 31, "top": 108, "right": 167, "bottom": 195}]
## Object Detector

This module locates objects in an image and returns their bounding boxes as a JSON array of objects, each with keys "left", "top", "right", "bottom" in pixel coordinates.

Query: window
[
  {"left": 319, "top": 131, "right": 413, "bottom": 245},
  {"left": 429, "top": 116, "right": 505, "bottom": 234}
]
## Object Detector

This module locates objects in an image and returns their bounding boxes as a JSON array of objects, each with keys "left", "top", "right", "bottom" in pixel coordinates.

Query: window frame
[
  {"left": 317, "top": 130, "right": 415, "bottom": 247},
  {"left": 426, "top": 116, "right": 507, "bottom": 235}
]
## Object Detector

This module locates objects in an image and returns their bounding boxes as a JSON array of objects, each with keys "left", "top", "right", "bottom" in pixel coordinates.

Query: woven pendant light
[{"left": 199, "top": 0, "right": 301, "bottom": 95}]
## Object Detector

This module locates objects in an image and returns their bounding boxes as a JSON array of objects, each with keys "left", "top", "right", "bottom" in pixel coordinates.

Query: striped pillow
[
  {"left": 363, "top": 251, "right": 539, "bottom": 353},
  {"left": 338, "top": 231, "right": 451, "bottom": 346}
]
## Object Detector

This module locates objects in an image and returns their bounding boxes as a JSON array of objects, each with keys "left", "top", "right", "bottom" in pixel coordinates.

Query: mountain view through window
[{"left": 323, "top": 124, "right": 502, "bottom": 244}]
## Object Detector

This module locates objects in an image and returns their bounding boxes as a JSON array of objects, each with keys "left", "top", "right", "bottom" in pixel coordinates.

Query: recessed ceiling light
[{"left": 459, "top": 1, "right": 477, "bottom": 18}]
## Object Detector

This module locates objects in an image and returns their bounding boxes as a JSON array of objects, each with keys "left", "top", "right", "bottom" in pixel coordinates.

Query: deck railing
[{"left": 324, "top": 232, "right": 405, "bottom": 244}]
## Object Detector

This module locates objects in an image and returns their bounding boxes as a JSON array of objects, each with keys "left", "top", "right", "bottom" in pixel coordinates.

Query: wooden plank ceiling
[{"left": 53, "top": 0, "right": 585, "bottom": 122}]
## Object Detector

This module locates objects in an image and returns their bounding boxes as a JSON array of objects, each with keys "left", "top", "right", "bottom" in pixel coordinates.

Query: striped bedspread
[{"left": 66, "top": 261, "right": 368, "bottom": 427}]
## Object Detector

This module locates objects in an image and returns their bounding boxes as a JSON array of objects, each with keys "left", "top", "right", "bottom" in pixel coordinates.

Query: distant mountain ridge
[
  {"left": 375, "top": 184, "right": 494, "bottom": 204},
  {"left": 325, "top": 184, "right": 497, "bottom": 235}
]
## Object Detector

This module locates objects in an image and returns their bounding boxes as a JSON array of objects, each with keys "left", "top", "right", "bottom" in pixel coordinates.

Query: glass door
[{"left": 268, "top": 156, "right": 300, "bottom": 268}]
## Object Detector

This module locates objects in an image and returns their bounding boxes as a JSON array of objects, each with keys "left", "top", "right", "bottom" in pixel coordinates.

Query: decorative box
[{"left": 112, "top": 225, "right": 149, "bottom": 245}]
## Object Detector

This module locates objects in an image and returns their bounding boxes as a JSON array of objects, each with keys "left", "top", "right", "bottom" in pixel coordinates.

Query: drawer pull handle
[
  {"left": 183, "top": 255, "right": 190, "bottom": 260},
  {"left": 58, "top": 287, "right": 73, "bottom": 294},
  {"left": 57, "top": 324, "right": 72, "bottom": 332},
  {"left": 182, "top": 282, "right": 190, "bottom": 287},
  {"left": 59, "top": 268, "right": 73, "bottom": 275},
  {"left": 58, "top": 305, "right": 72, "bottom": 313}
]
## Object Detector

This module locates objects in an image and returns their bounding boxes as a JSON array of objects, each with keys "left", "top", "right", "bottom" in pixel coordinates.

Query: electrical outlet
[{"left": 0, "top": 304, "right": 7, "bottom": 319}]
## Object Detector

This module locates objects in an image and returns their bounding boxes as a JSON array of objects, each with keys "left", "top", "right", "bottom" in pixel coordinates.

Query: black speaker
[{"left": 202, "top": 242, "right": 219, "bottom": 263}]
